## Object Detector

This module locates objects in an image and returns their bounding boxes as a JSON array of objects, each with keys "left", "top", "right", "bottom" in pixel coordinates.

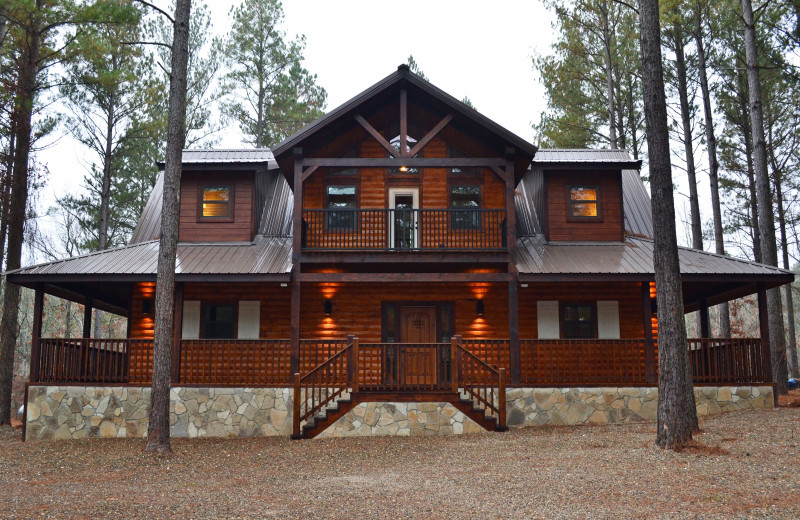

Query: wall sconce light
[
  {"left": 280, "top": 283, "right": 288, "bottom": 287},
  {"left": 476, "top": 299, "right": 484, "bottom": 316},
  {"left": 324, "top": 298, "right": 333, "bottom": 316},
  {"left": 142, "top": 298, "right": 154, "bottom": 315},
  {"left": 520, "top": 283, "right": 529, "bottom": 288},
  {"left": 398, "top": 165, "right": 409, "bottom": 173}
]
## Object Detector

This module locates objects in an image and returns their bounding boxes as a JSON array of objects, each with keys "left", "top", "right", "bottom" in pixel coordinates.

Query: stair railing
[
  {"left": 452, "top": 335, "right": 507, "bottom": 429},
  {"left": 292, "top": 335, "right": 355, "bottom": 437}
]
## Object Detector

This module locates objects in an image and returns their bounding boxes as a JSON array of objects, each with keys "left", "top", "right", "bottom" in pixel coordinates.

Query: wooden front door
[{"left": 400, "top": 306, "right": 437, "bottom": 386}]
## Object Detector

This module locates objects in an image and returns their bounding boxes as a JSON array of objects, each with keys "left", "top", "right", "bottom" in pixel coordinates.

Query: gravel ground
[{"left": 1, "top": 405, "right": 799, "bottom": 520}]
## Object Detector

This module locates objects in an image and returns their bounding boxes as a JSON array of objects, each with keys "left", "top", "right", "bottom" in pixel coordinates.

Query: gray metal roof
[
  {"left": 7, "top": 236, "right": 292, "bottom": 279},
  {"left": 532, "top": 148, "right": 639, "bottom": 164},
  {"left": 516, "top": 235, "right": 792, "bottom": 278},
  {"left": 258, "top": 173, "right": 293, "bottom": 236},
  {"left": 179, "top": 148, "right": 276, "bottom": 167},
  {"left": 129, "top": 172, "right": 163, "bottom": 244},
  {"left": 622, "top": 168, "right": 654, "bottom": 237}
]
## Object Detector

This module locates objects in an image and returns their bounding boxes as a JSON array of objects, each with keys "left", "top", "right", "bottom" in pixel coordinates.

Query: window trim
[
  {"left": 560, "top": 301, "right": 598, "bottom": 339},
  {"left": 197, "top": 185, "right": 235, "bottom": 223},
  {"left": 324, "top": 183, "right": 359, "bottom": 231},
  {"left": 566, "top": 185, "right": 602, "bottom": 222},
  {"left": 449, "top": 182, "right": 483, "bottom": 230}
]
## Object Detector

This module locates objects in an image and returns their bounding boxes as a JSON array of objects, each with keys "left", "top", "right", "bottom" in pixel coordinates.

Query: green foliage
[
  {"left": 220, "top": 0, "right": 327, "bottom": 148},
  {"left": 533, "top": 0, "right": 644, "bottom": 157}
]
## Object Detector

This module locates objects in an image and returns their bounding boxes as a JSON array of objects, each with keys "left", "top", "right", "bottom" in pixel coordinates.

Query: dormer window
[
  {"left": 569, "top": 186, "right": 599, "bottom": 219},
  {"left": 201, "top": 186, "right": 232, "bottom": 219}
]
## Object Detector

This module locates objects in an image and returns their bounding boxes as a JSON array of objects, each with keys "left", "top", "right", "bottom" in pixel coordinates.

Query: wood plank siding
[
  {"left": 179, "top": 171, "right": 255, "bottom": 242},
  {"left": 544, "top": 170, "right": 624, "bottom": 242}
]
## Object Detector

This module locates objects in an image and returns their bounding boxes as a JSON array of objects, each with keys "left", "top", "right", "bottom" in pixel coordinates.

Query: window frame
[
  {"left": 197, "top": 185, "right": 235, "bottom": 223},
  {"left": 566, "top": 185, "right": 602, "bottom": 222},
  {"left": 449, "top": 183, "right": 483, "bottom": 230},
  {"left": 560, "top": 302, "right": 597, "bottom": 339},
  {"left": 324, "top": 183, "right": 359, "bottom": 231},
  {"left": 201, "top": 302, "right": 238, "bottom": 340}
]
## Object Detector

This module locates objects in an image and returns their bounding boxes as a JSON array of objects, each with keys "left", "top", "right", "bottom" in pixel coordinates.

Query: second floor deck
[{"left": 302, "top": 208, "right": 507, "bottom": 251}]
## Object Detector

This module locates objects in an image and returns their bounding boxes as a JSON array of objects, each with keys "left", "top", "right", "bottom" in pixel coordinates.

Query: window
[
  {"left": 329, "top": 147, "right": 358, "bottom": 176},
  {"left": 204, "top": 304, "right": 236, "bottom": 339},
  {"left": 569, "top": 186, "right": 599, "bottom": 218},
  {"left": 201, "top": 186, "right": 231, "bottom": 218},
  {"left": 388, "top": 133, "right": 419, "bottom": 174},
  {"left": 450, "top": 185, "right": 481, "bottom": 229},
  {"left": 449, "top": 146, "right": 480, "bottom": 176},
  {"left": 326, "top": 185, "right": 357, "bottom": 230},
  {"left": 562, "top": 303, "right": 595, "bottom": 339}
]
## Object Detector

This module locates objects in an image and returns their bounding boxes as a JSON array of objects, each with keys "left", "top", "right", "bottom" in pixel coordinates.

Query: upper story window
[
  {"left": 569, "top": 186, "right": 599, "bottom": 219},
  {"left": 449, "top": 146, "right": 480, "bottom": 176},
  {"left": 201, "top": 186, "right": 232, "bottom": 219},
  {"left": 388, "top": 135, "right": 419, "bottom": 174},
  {"left": 326, "top": 185, "right": 357, "bottom": 230},
  {"left": 450, "top": 184, "right": 481, "bottom": 230},
  {"left": 562, "top": 303, "right": 595, "bottom": 338},
  {"left": 330, "top": 146, "right": 358, "bottom": 176}
]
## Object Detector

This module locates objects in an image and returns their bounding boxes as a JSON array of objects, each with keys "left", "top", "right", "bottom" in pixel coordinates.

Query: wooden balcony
[
  {"left": 30, "top": 336, "right": 772, "bottom": 387},
  {"left": 301, "top": 208, "right": 507, "bottom": 251}
]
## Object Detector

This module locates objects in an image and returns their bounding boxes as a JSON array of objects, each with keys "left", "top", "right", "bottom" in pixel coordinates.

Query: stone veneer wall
[
  {"left": 505, "top": 386, "right": 774, "bottom": 427},
  {"left": 26, "top": 385, "right": 773, "bottom": 440}
]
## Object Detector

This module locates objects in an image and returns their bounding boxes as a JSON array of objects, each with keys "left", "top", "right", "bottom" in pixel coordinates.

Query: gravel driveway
[{"left": 1, "top": 406, "right": 799, "bottom": 519}]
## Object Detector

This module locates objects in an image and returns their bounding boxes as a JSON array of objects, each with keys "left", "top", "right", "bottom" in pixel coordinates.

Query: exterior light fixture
[
  {"left": 324, "top": 299, "right": 333, "bottom": 316},
  {"left": 142, "top": 298, "right": 154, "bottom": 315},
  {"left": 476, "top": 299, "right": 484, "bottom": 316},
  {"left": 520, "top": 283, "right": 529, "bottom": 288},
  {"left": 398, "top": 165, "right": 409, "bottom": 173}
]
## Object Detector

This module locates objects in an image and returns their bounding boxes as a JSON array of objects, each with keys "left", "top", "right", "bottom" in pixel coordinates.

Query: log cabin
[{"left": 8, "top": 65, "right": 793, "bottom": 440}]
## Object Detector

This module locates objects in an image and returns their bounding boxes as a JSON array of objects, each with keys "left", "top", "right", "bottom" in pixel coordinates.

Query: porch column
[
  {"left": 171, "top": 282, "right": 184, "bottom": 384},
  {"left": 290, "top": 147, "right": 303, "bottom": 376},
  {"left": 29, "top": 284, "right": 44, "bottom": 384},
  {"left": 505, "top": 148, "right": 520, "bottom": 385},
  {"left": 699, "top": 298, "right": 710, "bottom": 338},
  {"left": 642, "top": 282, "right": 656, "bottom": 384},
  {"left": 82, "top": 297, "right": 93, "bottom": 338},
  {"left": 757, "top": 284, "right": 776, "bottom": 405}
]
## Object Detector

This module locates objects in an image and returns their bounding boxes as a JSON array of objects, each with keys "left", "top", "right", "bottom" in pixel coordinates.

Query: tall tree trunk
[
  {"left": 0, "top": 1, "right": 42, "bottom": 425},
  {"left": 740, "top": 88, "right": 761, "bottom": 263},
  {"left": 145, "top": 0, "right": 192, "bottom": 455},
  {"left": 0, "top": 128, "right": 15, "bottom": 270},
  {"left": 741, "top": 0, "right": 788, "bottom": 394},
  {"left": 693, "top": 9, "right": 730, "bottom": 338},
  {"left": 774, "top": 166, "right": 798, "bottom": 376},
  {"left": 672, "top": 24, "right": 703, "bottom": 252},
  {"left": 639, "top": 0, "right": 698, "bottom": 449},
  {"left": 93, "top": 95, "right": 117, "bottom": 339},
  {"left": 256, "top": 83, "right": 265, "bottom": 148},
  {"left": 601, "top": 5, "right": 619, "bottom": 149}
]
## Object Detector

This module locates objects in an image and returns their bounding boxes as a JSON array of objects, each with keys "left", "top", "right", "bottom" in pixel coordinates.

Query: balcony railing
[
  {"left": 30, "top": 337, "right": 771, "bottom": 387},
  {"left": 302, "top": 208, "right": 506, "bottom": 251}
]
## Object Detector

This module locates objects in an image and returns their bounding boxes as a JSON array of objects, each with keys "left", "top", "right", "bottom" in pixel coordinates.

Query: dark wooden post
[
  {"left": 699, "top": 298, "right": 710, "bottom": 338},
  {"left": 29, "top": 284, "right": 44, "bottom": 384},
  {"left": 757, "top": 284, "right": 777, "bottom": 405},
  {"left": 451, "top": 335, "right": 460, "bottom": 393},
  {"left": 642, "top": 282, "right": 656, "bottom": 384},
  {"left": 292, "top": 372, "right": 301, "bottom": 438},
  {"left": 505, "top": 148, "right": 520, "bottom": 385},
  {"left": 171, "top": 282, "right": 184, "bottom": 384},
  {"left": 290, "top": 147, "right": 303, "bottom": 377},
  {"left": 83, "top": 297, "right": 93, "bottom": 338},
  {"left": 351, "top": 335, "right": 359, "bottom": 393},
  {"left": 498, "top": 367, "right": 507, "bottom": 429}
]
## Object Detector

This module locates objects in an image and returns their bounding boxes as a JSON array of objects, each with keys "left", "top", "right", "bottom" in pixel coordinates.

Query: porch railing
[
  {"left": 356, "top": 342, "right": 452, "bottom": 392},
  {"left": 31, "top": 336, "right": 770, "bottom": 388},
  {"left": 302, "top": 208, "right": 506, "bottom": 251}
]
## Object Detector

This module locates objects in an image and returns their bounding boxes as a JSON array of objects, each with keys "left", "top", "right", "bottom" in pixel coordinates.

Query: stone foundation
[
  {"left": 317, "top": 401, "right": 485, "bottom": 437},
  {"left": 505, "top": 386, "right": 774, "bottom": 427},
  {"left": 26, "top": 385, "right": 774, "bottom": 440}
]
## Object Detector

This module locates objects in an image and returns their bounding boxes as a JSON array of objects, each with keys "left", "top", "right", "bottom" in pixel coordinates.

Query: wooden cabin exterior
[{"left": 8, "top": 66, "right": 792, "bottom": 440}]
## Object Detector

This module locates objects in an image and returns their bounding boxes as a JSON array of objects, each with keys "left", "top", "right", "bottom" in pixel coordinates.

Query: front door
[
  {"left": 389, "top": 188, "right": 419, "bottom": 249},
  {"left": 399, "top": 306, "right": 437, "bottom": 386}
]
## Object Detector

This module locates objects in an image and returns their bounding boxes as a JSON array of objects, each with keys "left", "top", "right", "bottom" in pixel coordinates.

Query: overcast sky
[{"left": 37, "top": 1, "right": 555, "bottom": 215}]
